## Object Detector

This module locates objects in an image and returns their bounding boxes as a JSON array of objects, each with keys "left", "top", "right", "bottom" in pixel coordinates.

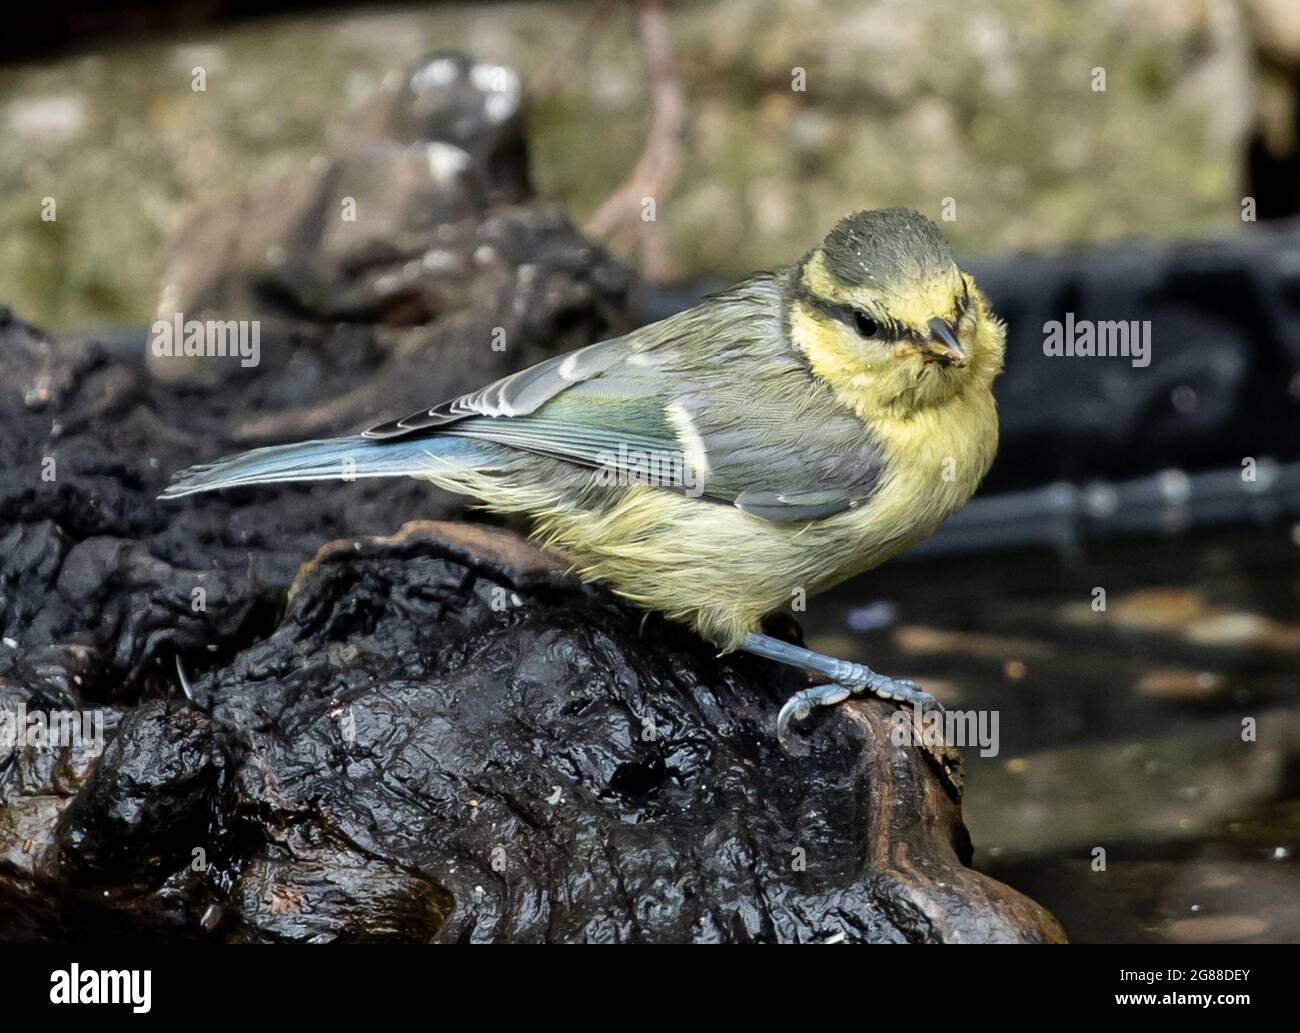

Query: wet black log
[{"left": 1, "top": 504, "right": 1065, "bottom": 942}]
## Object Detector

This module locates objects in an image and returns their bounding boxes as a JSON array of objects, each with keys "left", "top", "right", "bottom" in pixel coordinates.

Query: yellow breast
[{"left": 846, "top": 385, "right": 998, "bottom": 569}]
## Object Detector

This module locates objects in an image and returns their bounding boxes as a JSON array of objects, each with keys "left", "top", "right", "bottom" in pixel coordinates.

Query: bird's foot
[
  {"left": 842, "top": 665, "right": 940, "bottom": 711},
  {"left": 776, "top": 682, "right": 850, "bottom": 751},
  {"left": 738, "top": 632, "right": 942, "bottom": 752},
  {"left": 775, "top": 664, "right": 944, "bottom": 753}
]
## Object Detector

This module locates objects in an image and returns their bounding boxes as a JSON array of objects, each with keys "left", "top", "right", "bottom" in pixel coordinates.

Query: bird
[{"left": 162, "top": 207, "right": 1006, "bottom": 747}]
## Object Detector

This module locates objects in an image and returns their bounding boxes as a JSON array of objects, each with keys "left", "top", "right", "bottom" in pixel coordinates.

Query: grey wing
[
  {"left": 674, "top": 390, "right": 885, "bottom": 521},
  {"left": 363, "top": 328, "right": 883, "bottom": 524},
  {"left": 363, "top": 337, "right": 632, "bottom": 437}
]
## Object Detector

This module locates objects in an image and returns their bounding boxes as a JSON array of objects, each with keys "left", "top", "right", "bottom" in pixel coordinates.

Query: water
[{"left": 806, "top": 524, "right": 1300, "bottom": 943}]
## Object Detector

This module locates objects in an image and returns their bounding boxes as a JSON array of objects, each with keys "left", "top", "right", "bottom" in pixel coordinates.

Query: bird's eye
[{"left": 852, "top": 310, "right": 878, "bottom": 339}]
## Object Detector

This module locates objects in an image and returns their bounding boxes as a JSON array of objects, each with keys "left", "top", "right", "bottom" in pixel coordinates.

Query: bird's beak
[{"left": 922, "top": 317, "right": 965, "bottom": 366}]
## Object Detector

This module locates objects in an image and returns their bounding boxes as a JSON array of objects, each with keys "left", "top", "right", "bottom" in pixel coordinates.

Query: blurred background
[
  {"left": 2, "top": 0, "right": 1298, "bottom": 943},
  {"left": 8, "top": 0, "right": 1300, "bottom": 326}
]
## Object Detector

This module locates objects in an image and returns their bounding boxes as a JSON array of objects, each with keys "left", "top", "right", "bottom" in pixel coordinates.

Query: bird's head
[{"left": 788, "top": 208, "right": 1004, "bottom": 419}]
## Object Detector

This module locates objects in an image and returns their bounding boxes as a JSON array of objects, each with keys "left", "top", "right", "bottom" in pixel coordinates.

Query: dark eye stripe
[{"left": 792, "top": 280, "right": 898, "bottom": 340}]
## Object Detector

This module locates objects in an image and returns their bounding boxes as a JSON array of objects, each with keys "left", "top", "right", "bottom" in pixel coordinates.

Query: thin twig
[{"left": 582, "top": 0, "right": 686, "bottom": 281}]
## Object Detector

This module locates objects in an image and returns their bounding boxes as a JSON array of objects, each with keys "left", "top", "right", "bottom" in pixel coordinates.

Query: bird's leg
[{"left": 739, "top": 631, "right": 942, "bottom": 749}]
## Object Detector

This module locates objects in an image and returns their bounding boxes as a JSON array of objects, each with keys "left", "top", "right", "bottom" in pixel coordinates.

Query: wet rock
[
  {"left": 229, "top": 830, "right": 454, "bottom": 945},
  {"left": 56, "top": 701, "right": 218, "bottom": 886},
  {"left": 2, "top": 501, "right": 1065, "bottom": 942}
]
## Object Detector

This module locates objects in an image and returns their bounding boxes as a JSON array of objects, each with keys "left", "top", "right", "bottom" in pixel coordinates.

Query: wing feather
[
  {"left": 363, "top": 338, "right": 631, "bottom": 437},
  {"left": 359, "top": 275, "right": 885, "bottom": 524}
]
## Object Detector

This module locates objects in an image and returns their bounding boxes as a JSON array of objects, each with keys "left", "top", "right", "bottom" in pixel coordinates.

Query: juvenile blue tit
[{"left": 163, "top": 208, "right": 1006, "bottom": 744}]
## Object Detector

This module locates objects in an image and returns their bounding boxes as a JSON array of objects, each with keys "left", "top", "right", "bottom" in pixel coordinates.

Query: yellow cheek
[
  {"left": 794, "top": 305, "right": 868, "bottom": 374},
  {"left": 790, "top": 303, "right": 915, "bottom": 418}
]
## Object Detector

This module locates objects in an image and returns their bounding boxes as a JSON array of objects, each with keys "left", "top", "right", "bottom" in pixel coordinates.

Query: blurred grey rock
[{"left": 150, "top": 51, "right": 629, "bottom": 400}]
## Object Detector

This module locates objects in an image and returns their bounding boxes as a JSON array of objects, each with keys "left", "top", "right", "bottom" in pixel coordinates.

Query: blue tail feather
[{"left": 158, "top": 434, "right": 494, "bottom": 499}]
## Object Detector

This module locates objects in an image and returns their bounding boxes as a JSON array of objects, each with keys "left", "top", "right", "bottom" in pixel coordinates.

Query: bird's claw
[
  {"left": 776, "top": 683, "right": 850, "bottom": 752},
  {"left": 776, "top": 674, "right": 942, "bottom": 753}
]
